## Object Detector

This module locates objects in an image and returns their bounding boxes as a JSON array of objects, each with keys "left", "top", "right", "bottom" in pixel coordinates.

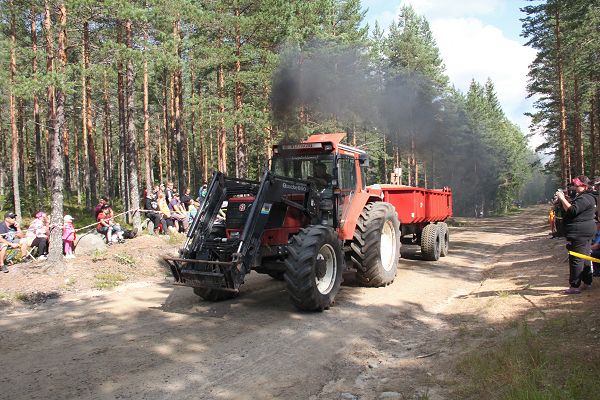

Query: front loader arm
[{"left": 232, "top": 171, "right": 319, "bottom": 274}]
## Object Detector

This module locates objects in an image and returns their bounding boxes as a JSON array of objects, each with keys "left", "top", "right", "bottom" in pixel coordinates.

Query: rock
[
  {"left": 76, "top": 234, "right": 107, "bottom": 255},
  {"left": 147, "top": 220, "right": 155, "bottom": 234},
  {"left": 340, "top": 393, "right": 358, "bottom": 400},
  {"left": 379, "top": 392, "right": 401, "bottom": 399}
]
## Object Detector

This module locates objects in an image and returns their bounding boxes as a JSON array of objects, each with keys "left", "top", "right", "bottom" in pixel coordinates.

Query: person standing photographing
[{"left": 556, "top": 175, "right": 597, "bottom": 294}]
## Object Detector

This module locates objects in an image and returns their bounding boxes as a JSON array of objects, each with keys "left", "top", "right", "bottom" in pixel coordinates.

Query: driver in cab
[{"left": 311, "top": 162, "right": 332, "bottom": 190}]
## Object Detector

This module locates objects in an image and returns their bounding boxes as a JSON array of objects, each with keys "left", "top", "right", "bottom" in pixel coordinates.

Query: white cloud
[
  {"left": 405, "top": 0, "right": 505, "bottom": 19},
  {"left": 365, "top": 1, "right": 541, "bottom": 149},
  {"left": 430, "top": 17, "right": 537, "bottom": 146}
]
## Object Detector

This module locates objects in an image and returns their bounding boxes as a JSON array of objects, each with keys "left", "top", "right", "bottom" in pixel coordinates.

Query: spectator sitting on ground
[
  {"left": 166, "top": 181, "right": 175, "bottom": 204},
  {"left": 97, "top": 204, "right": 125, "bottom": 244},
  {"left": 157, "top": 191, "right": 177, "bottom": 233},
  {"left": 94, "top": 196, "right": 109, "bottom": 220},
  {"left": 169, "top": 192, "right": 189, "bottom": 232},
  {"left": 591, "top": 220, "right": 600, "bottom": 277},
  {"left": 197, "top": 182, "right": 208, "bottom": 204},
  {"left": 180, "top": 187, "right": 193, "bottom": 211},
  {"left": 0, "top": 212, "right": 29, "bottom": 273},
  {"left": 26, "top": 211, "right": 49, "bottom": 260},
  {"left": 63, "top": 215, "right": 76, "bottom": 259},
  {"left": 145, "top": 186, "right": 166, "bottom": 234}
]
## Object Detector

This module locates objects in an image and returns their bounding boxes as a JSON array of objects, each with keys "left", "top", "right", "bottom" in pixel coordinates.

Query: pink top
[{"left": 63, "top": 222, "right": 76, "bottom": 242}]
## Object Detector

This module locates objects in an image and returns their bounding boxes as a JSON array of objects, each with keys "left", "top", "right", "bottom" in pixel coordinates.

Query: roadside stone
[
  {"left": 76, "top": 234, "right": 106, "bottom": 255},
  {"left": 379, "top": 392, "right": 401, "bottom": 399},
  {"left": 340, "top": 393, "right": 358, "bottom": 400},
  {"left": 147, "top": 220, "right": 155, "bottom": 234}
]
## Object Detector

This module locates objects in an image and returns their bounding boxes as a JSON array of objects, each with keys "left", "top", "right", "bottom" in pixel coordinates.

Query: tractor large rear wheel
[
  {"left": 284, "top": 225, "right": 344, "bottom": 311},
  {"left": 420, "top": 223, "right": 441, "bottom": 261},
  {"left": 351, "top": 202, "right": 401, "bottom": 287}
]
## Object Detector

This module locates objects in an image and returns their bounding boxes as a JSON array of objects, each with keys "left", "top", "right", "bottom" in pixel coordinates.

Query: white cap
[{"left": 64, "top": 215, "right": 74, "bottom": 222}]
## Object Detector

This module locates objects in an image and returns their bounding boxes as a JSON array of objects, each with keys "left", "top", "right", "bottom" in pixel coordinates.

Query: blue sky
[{"left": 362, "top": 0, "right": 540, "bottom": 149}]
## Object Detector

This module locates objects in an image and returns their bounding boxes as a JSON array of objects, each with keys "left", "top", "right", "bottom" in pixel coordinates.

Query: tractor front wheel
[
  {"left": 284, "top": 225, "right": 344, "bottom": 311},
  {"left": 351, "top": 202, "right": 401, "bottom": 287}
]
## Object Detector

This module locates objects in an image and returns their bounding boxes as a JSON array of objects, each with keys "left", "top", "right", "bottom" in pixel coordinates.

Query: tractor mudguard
[{"left": 339, "top": 191, "right": 383, "bottom": 241}]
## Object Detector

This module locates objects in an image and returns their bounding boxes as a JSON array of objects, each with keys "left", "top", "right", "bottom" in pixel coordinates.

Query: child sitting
[
  {"left": 63, "top": 215, "right": 76, "bottom": 259},
  {"left": 97, "top": 205, "right": 125, "bottom": 244}
]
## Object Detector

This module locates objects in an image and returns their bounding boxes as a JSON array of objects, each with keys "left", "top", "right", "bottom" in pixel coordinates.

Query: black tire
[
  {"left": 193, "top": 287, "right": 237, "bottom": 301},
  {"left": 267, "top": 271, "right": 285, "bottom": 281},
  {"left": 350, "top": 202, "right": 401, "bottom": 287},
  {"left": 284, "top": 225, "right": 344, "bottom": 311},
  {"left": 421, "top": 223, "right": 441, "bottom": 261},
  {"left": 439, "top": 222, "right": 449, "bottom": 257}
]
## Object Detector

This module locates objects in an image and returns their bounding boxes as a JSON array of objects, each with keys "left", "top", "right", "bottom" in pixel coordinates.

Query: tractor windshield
[{"left": 271, "top": 155, "right": 334, "bottom": 190}]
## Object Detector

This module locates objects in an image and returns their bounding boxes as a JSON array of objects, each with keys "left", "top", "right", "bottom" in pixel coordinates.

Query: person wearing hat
[
  {"left": 0, "top": 212, "right": 28, "bottom": 273},
  {"left": 556, "top": 175, "right": 598, "bottom": 294}
]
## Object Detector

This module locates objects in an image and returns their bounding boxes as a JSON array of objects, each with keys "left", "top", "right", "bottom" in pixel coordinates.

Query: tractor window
[
  {"left": 271, "top": 155, "right": 334, "bottom": 186},
  {"left": 338, "top": 157, "right": 356, "bottom": 190}
]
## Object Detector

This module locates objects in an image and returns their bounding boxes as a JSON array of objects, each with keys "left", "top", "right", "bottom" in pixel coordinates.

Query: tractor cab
[{"left": 271, "top": 133, "right": 369, "bottom": 229}]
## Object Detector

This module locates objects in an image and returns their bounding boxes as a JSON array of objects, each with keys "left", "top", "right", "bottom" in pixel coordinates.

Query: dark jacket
[{"left": 564, "top": 191, "right": 597, "bottom": 239}]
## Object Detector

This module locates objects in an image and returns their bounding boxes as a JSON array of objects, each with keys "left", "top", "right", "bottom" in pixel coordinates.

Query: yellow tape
[{"left": 568, "top": 251, "right": 600, "bottom": 263}]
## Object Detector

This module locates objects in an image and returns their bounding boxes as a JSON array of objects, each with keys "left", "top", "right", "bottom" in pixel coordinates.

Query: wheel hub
[{"left": 315, "top": 244, "right": 337, "bottom": 295}]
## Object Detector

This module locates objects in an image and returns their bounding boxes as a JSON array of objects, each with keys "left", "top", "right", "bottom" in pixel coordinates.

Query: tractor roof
[{"left": 304, "top": 132, "right": 347, "bottom": 146}]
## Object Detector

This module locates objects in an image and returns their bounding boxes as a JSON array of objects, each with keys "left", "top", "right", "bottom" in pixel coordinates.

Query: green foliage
[
  {"left": 456, "top": 318, "right": 600, "bottom": 400},
  {"left": 0, "top": 0, "right": 535, "bottom": 218},
  {"left": 93, "top": 273, "right": 127, "bottom": 289}
]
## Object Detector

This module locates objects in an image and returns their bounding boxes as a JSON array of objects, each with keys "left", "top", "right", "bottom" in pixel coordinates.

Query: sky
[{"left": 362, "top": 0, "right": 541, "bottom": 150}]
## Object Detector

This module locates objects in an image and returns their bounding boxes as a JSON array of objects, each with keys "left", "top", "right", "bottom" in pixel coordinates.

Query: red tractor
[{"left": 163, "top": 133, "right": 452, "bottom": 311}]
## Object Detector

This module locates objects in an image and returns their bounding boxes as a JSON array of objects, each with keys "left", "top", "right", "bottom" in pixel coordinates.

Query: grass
[
  {"left": 455, "top": 317, "right": 600, "bottom": 400},
  {"left": 91, "top": 248, "right": 109, "bottom": 262},
  {"left": 113, "top": 252, "right": 135, "bottom": 266},
  {"left": 14, "top": 293, "right": 29, "bottom": 302},
  {"left": 93, "top": 273, "right": 127, "bottom": 290},
  {"left": 0, "top": 291, "right": 10, "bottom": 300},
  {"left": 168, "top": 232, "right": 186, "bottom": 245}
]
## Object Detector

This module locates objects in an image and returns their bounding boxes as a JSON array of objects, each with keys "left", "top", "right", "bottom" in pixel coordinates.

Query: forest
[
  {"left": 522, "top": 0, "right": 600, "bottom": 187},
  {"left": 0, "top": 0, "right": 538, "bottom": 259}
]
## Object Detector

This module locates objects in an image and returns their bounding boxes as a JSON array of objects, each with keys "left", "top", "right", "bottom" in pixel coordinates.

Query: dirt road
[{"left": 0, "top": 207, "right": 550, "bottom": 399}]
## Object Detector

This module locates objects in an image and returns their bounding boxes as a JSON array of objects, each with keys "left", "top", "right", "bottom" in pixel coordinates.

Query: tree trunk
[
  {"left": 31, "top": 4, "right": 44, "bottom": 200},
  {"left": 591, "top": 95, "right": 596, "bottom": 177},
  {"left": 218, "top": 63, "right": 227, "bottom": 173},
  {"left": 83, "top": 21, "right": 98, "bottom": 205},
  {"left": 48, "top": 1, "right": 67, "bottom": 264},
  {"left": 81, "top": 32, "right": 91, "bottom": 207},
  {"left": 143, "top": 28, "right": 152, "bottom": 192},
  {"left": 555, "top": 6, "right": 569, "bottom": 186},
  {"left": 58, "top": 4, "right": 69, "bottom": 194},
  {"left": 573, "top": 77, "right": 583, "bottom": 176},
  {"left": 125, "top": 19, "right": 141, "bottom": 230},
  {"left": 73, "top": 94, "right": 81, "bottom": 203},
  {"left": 173, "top": 19, "right": 185, "bottom": 192},
  {"left": 103, "top": 71, "right": 113, "bottom": 196},
  {"left": 44, "top": 0, "right": 56, "bottom": 203},
  {"left": 117, "top": 24, "right": 127, "bottom": 203},
  {"left": 9, "top": 1, "right": 21, "bottom": 221},
  {"left": 234, "top": 8, "right": 247, "bottom": 178}
]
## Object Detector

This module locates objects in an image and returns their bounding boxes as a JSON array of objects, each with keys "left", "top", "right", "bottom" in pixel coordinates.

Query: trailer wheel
[
  {"left": 439, "top": 222, "right": 449, "bottom": 257},
  {"left": 421, "top": 223, "right": 441, "bottom": 261},
  {"left": 284, "top": 225, "right": 344, "bottom": 311},
  {"left": 193, "top": 287, "right": 237, "bottom": 301},
  {"left": 350, "top": 202, "right": 400, "bottom": 287}
]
